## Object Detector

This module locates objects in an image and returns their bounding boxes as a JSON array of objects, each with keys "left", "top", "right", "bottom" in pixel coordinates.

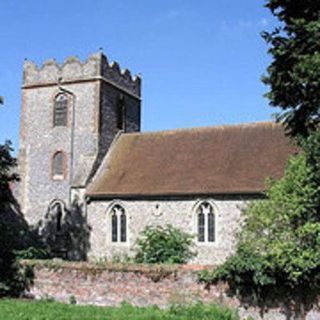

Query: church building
[{"left": 18, "top": 52, "right": 297, "bottom": 264}]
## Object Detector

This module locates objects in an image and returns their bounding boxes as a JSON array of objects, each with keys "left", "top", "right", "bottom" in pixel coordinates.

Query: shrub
[
  {"left": 134, "top": 224, "right": 196, "bottom": 264},
  {"left": 14, "top": 247, "right": 50, "bottom": 260}
]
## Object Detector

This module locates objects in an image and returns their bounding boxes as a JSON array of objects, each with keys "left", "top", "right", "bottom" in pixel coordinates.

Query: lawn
[{"left": 0, "top": 299, "right": 239, "bottom": 320}]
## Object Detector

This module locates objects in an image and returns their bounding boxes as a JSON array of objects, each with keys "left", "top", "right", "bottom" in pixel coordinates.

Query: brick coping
[{"left": 20, "top": 259, "right": 216, "bottom": 274}]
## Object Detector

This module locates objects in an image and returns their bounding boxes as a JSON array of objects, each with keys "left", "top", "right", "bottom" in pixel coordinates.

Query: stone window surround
[
  {"left": 52, "top": 92, "right": 71, "bottom": 128},
  {"left": 48, "top": 199, "right": 66, "bottom": 232},
  {"left": 40, "top": 199, "right": 67, "bottom": 236},
  {"left": 51, "top": 150, "right": 67, "bottom": 181},
  {"left": 116, "top": 95, "right": 126, "bottom": 131},
  {"left": 192, "top": 200, "right": 217, "bottom": 246},
  {"left": 105, "top": 201, "right": 129, "bottom": 247}
]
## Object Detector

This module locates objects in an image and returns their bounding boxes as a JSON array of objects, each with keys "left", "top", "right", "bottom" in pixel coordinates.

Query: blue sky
[{"left": 0, "top": 0, "right": 277, "bottom": 152}]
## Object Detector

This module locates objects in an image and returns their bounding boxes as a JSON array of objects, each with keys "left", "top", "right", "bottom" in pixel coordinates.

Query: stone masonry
[
  {"left": 87, "top": 198, "right": 246, "bottom": 265},
  {"left": 19, "top": 52, "right": 141, "bottom": 225}
]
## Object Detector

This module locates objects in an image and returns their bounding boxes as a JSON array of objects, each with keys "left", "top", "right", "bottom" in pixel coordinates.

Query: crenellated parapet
[
  {"left": 23, "top": 51, "right": 141, "bottom": 97},
  {"left": 100, "top": 53, "right": 141, "bottom": 97}
]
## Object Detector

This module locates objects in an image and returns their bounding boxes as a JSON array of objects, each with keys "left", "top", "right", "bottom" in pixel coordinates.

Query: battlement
[{"left": 23, "top": 51, "right": 141, "bottom": 97}]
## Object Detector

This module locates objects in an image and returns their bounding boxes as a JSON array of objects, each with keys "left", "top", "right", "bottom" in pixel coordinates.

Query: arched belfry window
[
  {"left": 116, "top": 96, "right": 126, "bottom": 130},
  {"left": 52, "top": 151, "right": 65, "bottom": 180},
  {"left": 54, "top": 94, "right": 68, "bottom": 127},
  {"left": 196, "top": 202, "right": 215, "bottom": 243},
  {"left": 109, "top": 204, "right": 127, "bottom": 243}
]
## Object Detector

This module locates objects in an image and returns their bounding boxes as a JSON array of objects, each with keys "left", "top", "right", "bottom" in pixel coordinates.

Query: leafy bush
[{"left": 134, "top": 224, "right": 196, "bottom": 264}]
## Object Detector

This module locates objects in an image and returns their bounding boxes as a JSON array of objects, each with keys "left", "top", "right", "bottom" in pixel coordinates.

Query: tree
[
  {"left": 0, "top": 141, "right": 18, "bottom": 206},
  {"left": 262, "top": 0, "right": 320, "bottom": 138},
  {"left": 0, "top": 141, "right": 24, "bottom": 296},
  {"left": 0, "top": 139, "right": 48, "bottom": 296},
  {"left": 202, "top": 3, "right": 320, "bottom": 316},
  {"left": 199, "top": 143, "right": 320, "bottom": 317}
]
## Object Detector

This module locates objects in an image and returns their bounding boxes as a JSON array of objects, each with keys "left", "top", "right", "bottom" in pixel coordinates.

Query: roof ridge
[{"left": 122, "top": 121, "right": 279, "bottom": 138}]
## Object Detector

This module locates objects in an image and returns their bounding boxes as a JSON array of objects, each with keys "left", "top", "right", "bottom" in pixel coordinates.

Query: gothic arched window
[
  {"left": 110, "top": 205, "right": 127, "bottom": 243},
  {"left": 48, "top": 200, "right": 65, "bottom": 233},
  {"left": 52, "top": 151, "right": 65, "bottom": 180},
  {"left": 54, "top": 94, "right": 68, "bottom": 127},
  {"left": 196, "top": 202, "right": 215, "bottom": 243}
]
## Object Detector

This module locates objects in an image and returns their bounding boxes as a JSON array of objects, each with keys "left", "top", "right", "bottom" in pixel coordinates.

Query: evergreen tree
[
  {"left": 263, "top": 0, "right": 320, "bottom": 137},
  {"left": 0, "top": 141, "right": 23, "bottom": 296}
]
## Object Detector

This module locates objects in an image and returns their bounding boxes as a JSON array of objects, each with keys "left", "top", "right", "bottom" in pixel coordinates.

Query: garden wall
[{"left": 22, "top": 260, "right": 320, "bottom": 320}]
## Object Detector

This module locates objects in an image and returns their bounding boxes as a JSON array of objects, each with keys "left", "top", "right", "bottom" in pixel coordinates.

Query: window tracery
[
  {"left": 196, "top": 202, "right": 215, "bottom": 243},
  {"left": 54, "top": 94, "right": 68, "bottom": 127},
  {"left": 110, "top": 204, "right": 127, "bottom": 243}
]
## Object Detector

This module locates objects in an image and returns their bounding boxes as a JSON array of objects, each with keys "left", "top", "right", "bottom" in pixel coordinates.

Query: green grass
[{"left": 0, "top": 299, "right": 239, "bottom": 320}]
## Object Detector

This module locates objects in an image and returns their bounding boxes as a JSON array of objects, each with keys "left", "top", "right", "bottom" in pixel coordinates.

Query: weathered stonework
[
  {"left": 87, "top": 198, "right": 247, "bottom": 265},
  {"left": 19, "top": 52, "right": 141, "bottom": 226}
]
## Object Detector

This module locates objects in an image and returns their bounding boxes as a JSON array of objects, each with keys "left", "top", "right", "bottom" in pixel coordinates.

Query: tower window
[
  {"left": 52, "top": 151, "right": 65, "bottom": 180},
  {"left": 110, "top": 204, "right": 127, "bottom": 243},
  {"left": 47, "top": 200, "right": 65, "bottom": 234},
  {"left": 54, "top": 94, "right": 68, "bottom": 127},
  {"left": 196, "top": 202, "right": 215, "bottom": 243},
  {"left": 116, "top": 96, "right": 126, "bottom": 130}
]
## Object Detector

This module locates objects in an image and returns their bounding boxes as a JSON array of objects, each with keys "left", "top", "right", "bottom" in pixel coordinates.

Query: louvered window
[
  {"left": 116, "top": 96, "right": 126, "bottom": 130},
  {"left": 54, "top": 94, "right": 68, "bottom": 127},
  {"left": 52, "top": 151, "right": 64, "bottom": 179}
]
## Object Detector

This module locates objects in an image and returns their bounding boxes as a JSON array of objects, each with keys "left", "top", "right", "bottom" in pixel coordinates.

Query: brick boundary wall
[{"left": 21, "top": 260, "right": 320, "bottom": 320}]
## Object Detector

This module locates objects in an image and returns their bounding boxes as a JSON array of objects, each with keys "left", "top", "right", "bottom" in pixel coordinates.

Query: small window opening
[
  {"left": 54, "top": 94, "right": 68, "bottom": 127},
  {"left": 52, "top": 151, "right": 65, "bottom": 179},
  {"left": 116, "top": 96, "right": 126, "bottom": 130}
]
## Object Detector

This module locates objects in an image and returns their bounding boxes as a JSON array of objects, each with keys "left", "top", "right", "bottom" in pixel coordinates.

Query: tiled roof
[{"left": 87, "top": 122, "right": 298, "bottom": 198}]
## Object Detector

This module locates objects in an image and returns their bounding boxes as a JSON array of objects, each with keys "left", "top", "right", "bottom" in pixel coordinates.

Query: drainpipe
[{"left": 57, "top": 78, "right": 76, "bottom": 206}]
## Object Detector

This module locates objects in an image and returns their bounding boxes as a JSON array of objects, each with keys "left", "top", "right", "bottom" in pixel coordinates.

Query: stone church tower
[{"left": 19, "top": 52, "right": 141, "bottom": 226}]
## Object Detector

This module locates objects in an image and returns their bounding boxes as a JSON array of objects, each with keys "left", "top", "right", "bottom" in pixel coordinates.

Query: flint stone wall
[{"left": 87, "top": 198, "right": 246, "bottom": 265}]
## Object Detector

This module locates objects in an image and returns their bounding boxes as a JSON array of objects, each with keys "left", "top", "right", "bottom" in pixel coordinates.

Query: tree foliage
[
  {"left": 0, "top": 141, "right": 25, "bottom": 296},
  {"left": 262, "top": 0, "right": 320, "bottom": 137},
  {"left": 199, "top": 133, "right": 320, "bottom": 314},
  {"left": 200, "top": 3, "right": 320, "bottom": 316},
  {"left": 134, "top": 224, "right": 196, "bottom": 264},
  {"left": 0, "top": 141, "right": 18, "bottom": 205}
]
